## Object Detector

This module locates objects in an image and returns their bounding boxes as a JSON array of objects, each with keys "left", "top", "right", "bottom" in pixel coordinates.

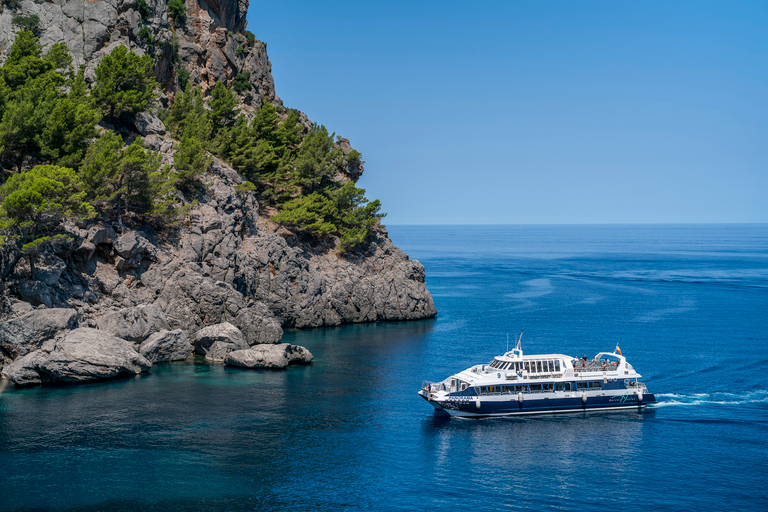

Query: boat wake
[{"left": 652, "top": 390, "right": 768, "bottom": 408}]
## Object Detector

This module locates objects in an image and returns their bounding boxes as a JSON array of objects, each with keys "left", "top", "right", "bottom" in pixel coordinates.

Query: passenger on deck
[{"left": 602, "top": 361, "right": 607, "bottom": 370}]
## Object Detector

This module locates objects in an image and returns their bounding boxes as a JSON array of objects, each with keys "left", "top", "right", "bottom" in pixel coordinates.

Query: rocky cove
[{"left": 0, "top": 0, "right": 436, "bottom": 386}]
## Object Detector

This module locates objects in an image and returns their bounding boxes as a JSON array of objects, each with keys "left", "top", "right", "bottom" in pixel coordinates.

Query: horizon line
[{"left": 385, "top": 222, "right": 768, "bottom": 227}]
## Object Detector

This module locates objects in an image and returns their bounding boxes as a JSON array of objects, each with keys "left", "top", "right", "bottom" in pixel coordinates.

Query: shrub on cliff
[
  {"left": 137, "top": 0, "right": 151, "bottom": 20},
  {"left": 0, "top": 32, "right": 99, "bottom": 173},
  {"left": 271, "top": 182, "right": 385, "bottom": 252},
  {"left": 167, "top": 0, "right": 186, "bottom": 25},
  {"left": 208, "top": 80, "right": 238, "bottom": 132},
  {"left": 0, "top": 165, "right": 94, "bottom": 277},
  {"left": 91, "top": 45, "right": 158, "bottom": 120},
  {"left": 80, "top": 132, "right": 174, "bottom": 224}
]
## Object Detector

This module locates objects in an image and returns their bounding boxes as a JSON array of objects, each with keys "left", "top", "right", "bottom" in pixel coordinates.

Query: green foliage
[
  {"left": 174, "top": 136, "right": 212, "bottom": 191},
  {"left": 0, "top": 32, "right": 97, "bottom": 172},
  {"left": 270, "top": 182, "right": 385, "bottom": 252},
  {"left": 234, "top": 181, "right": 256, "bottom": 194},
  {"left": 291, "top": 124, "right": 343, "bottom": 193},
  {"left": 164, "top": 84, "right": 212, "bottom": 189},
  {"left": 164, "top": 83, "right": 205, "bottom": 139},
  {"left": 138, "top": 27, "right": 155, "bottom": 54},
  {"left": 91, "top": 45, "right": 158, "bottom": 119},
  {"left": 245, "top": 31, "right": 256, "bottom": 44},
  {"left": 271, "top": 192, "right": 337, "bottom": 235},
  {"left": 346, "top": 149, "right": 363, "bottom": 169},
  {"left": 38, "top": 69, "right": 102, "bottom": 169},
  {"left": 0, "top": 164, "right": 94, "bottom": 274},
  {"left": 167, "top": 0, "right": 186, "bottom": 25},
  {"left": 3, "top": 0, "right": 20, "bottom": 9},
  {"left": 236, "top": 45, "right": 244, "bottom": 57},
  {"left": 1, "top": 30, "right": 51, "bottom": 88},
  {"left": 80, "top": 132, "right": 174, "bottom": 220},
  {"left": 208, "top": 80, "right": 237, "bottom": 132},
  {"left": 137, "top": 0, "right": 151, "bottom": 19},
  {"left": 232, "top": 70, "right": 250, "bottom": 92},
  {"left": 176, "top": 66, "right": 190, "bottom": 90},
  {"left": 12, "top": 14, "right": 39, "bottom": 31}
]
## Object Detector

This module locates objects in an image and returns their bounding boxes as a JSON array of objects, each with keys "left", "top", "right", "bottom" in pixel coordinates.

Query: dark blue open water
[{"left": 1, "top": 224, "right": 767, "bottom": 511}]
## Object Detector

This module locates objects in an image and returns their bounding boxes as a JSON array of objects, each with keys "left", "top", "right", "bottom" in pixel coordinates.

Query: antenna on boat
[
  {"left": 506, "top": 333, "right": 509, "bottom": 352},
  {"left": 515, "top": 331, "right": 523, "bottom": 352}
]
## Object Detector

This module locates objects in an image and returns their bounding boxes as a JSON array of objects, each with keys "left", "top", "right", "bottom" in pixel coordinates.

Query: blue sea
[{"left": 1, "top": 224, "right": 767, "bottom": 511}]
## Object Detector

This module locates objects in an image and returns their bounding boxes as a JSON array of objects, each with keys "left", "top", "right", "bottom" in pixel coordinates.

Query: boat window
[
  {"left": 524, "top": 362, "right": 530, "bottom": 372},
  {"left": 555, "top": 360, "right": 561, "bottom": 372},
  {"left": 542, "top": 383, "right": 553, "bottom": 391},
  {"left": 515, "top": 362, "right": 520, "bottom": 371},
  {"left": 548, "top": 361, "right": 554, "bottom": 372},
  {"left": 589, "top": 381, "right": 602, "bottom": 389},
  {"left": 577, "top": 382, "right": 589, "bottom": 390},
  {"left": 529, "top": 384, "right": 542, "bottom": 392},
  {"left": 555, "top": 382, "right": 572, "bottom": 391}
]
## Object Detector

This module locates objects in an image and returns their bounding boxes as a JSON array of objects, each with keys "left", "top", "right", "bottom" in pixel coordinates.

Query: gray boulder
[
  {"left": 224, "top": 343, "right": 314, "bottom": 369},
  {"left": 139, "top": 329, "right": 193, "bottom": 363},
  {"left": 86, "top": 224, "right": 116, "bottom": 246},
  {"left": 18, "top": 280, "right": 53, "bottom": 308},
  {"left": 192, "top": 322, "right": 248, "bottom": 362},
  {"left": 134, "top": 112, "right": 166, "bottom": 136},
  {"left": 2, "top": 350, "right": 50, "bottom": 386},
  {"left": 2, "top": 328, "right": 151, "bottom": 386},
  {"left": 113, "top": 231, "right": 154, "bottom": 269},
  {"left": 95, "top": 304, "right": 169, "bottom": 342},
  {"left": 0, "top": 308, "right": 78, "bottom": 362}
]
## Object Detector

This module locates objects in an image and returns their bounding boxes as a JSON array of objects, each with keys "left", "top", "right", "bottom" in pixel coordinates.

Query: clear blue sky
[{"left": 246, "top": 1, "right": 767, "bottom": 224}]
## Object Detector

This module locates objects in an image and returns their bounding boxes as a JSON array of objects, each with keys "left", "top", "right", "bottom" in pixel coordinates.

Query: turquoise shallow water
[{"left": 1, "top": 224, "right": 767, "bottom": 511}]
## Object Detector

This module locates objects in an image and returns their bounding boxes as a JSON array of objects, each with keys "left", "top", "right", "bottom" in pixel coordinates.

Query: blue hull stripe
[{"left": 425, "top": 393, "right": 657, "bottom": 418}]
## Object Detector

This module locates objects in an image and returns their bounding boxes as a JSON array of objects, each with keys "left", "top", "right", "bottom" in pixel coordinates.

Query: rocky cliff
[
  {"left": 0, "top": 0, "right": 275, "bottom": 102},
  {"left": 0, "top": 0, "right": 436, "bottom": 384}
]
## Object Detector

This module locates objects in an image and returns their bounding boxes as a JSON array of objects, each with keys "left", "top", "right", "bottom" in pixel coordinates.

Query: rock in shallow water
[
  {"left": 192, "top": 322, "right": 249, "bottom": 362},
  {"left": 0, "top": 308, "right": 78, "bottom": 362},
  {"left": 224, "top": 343, "right": 313, "bottom": 369},
  {"left": 1, "top": 328, "right": 151, "bottom": 386}
]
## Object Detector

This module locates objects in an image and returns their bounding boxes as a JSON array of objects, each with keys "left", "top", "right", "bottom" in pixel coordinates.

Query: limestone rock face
[
  {"left": 95, "top": 304, "right": 169, "bottom": 342},
  {"left": 225, "top": 343, "right": 313, "bottom": 369},
  {"left": 0, "top": 308, "right": 78, "bottom": 364},
  {"left": 0, "top": 0, "right": 437, "bottom": 347},
  {"left": 1, "top": 328, "right": 151, "bottom": 386},
  {"left": 0, "top": 0, "right": 275, "bottom": 99},
  {"left": 192, "top": 322, "right": 248, "bottom": 361},
  {"left": 139, "top": 329, "right": 193, "bottom": 363}
]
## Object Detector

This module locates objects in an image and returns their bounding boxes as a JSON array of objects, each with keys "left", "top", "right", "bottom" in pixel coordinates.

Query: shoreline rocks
[
  {"left": 192, "top": 322, "right": 249, "bottom": 362},
  {"left": 225, "top": 343, "right": 314, "bottom": 369},
  {"left": 2, "top": 328, "right": 152, "bottom": 386}
]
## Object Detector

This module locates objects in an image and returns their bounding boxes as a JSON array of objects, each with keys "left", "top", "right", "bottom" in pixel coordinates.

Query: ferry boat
[{"left": 418, "top": 334, "right": 655, "bottom": 418}]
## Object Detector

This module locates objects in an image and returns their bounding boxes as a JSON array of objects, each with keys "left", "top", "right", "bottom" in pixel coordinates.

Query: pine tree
[
  {"left": 0, "top": 164, "right": 94, "bottom": 277},
  {"left": 91, "top": 45, "right": 158, "bottom": 120}
]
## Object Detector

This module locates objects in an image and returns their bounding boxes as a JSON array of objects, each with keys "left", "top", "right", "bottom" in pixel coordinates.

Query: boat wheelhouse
[{"left": 418, "top": 335, "right": 655, "bottom": 418}]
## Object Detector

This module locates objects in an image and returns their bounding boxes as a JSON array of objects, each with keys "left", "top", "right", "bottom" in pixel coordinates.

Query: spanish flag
[{"left": 615, "top": 344, "right": 622, "bottom": 356}]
